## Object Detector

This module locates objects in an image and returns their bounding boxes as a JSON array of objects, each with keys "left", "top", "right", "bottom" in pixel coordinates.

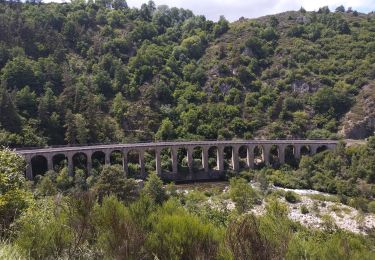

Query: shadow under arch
[
  {"left": 269, "top": 144, "right": 280, "bottom": 167},
  {"left": 92, "top": 151, "right": 106, "bottom": 172},
  {"left": 223, "top": 146, "right": 233, "bottom": 171},
  {"left": 52, "top": 153, "right": 67, "bottom": 172},
  {"left": 31, "top": 155, "right": 48, "bottom": 178},
  {"left": 285, "top": 145, "right": 297, "bottom": 166},
  {"left": 238, "top": 145, "right": 248, "bottom": 170},
  {"left": 316, "top": 145, "right": 328, "bottom": 153},
  {"left": 72, "top": 152, "right": 88, "bottom": 175},
  {"left": 301, "top": 145, "right": 311, "bottom": 156}
]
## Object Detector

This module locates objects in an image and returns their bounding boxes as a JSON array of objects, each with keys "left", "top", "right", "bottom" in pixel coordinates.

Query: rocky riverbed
[{"left": 176, "top": 182, "right": 375, "bottom": 234}]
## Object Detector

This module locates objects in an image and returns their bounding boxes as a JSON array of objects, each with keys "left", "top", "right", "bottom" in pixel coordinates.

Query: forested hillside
[{"left": 0, "top": 1, "right": 374, "bottom": 147}]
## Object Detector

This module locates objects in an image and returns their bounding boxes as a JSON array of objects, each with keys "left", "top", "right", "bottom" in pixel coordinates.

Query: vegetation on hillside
[
  {"left": 1, "top": 1, "right": 375, "bottom": 258},
  {"left": 1, "top": 143, "right": 375, "bottom": 259},
  {"left": 0, "top": 1, "right": 375, "bottom": 147}
]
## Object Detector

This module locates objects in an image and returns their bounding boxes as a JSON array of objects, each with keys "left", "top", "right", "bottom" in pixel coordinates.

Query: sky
[
  {"left": 50, "top": 0, "right": 375, "bottom": 21},
  {"left": 126, "top": 0, "right": 375, "bottom": 21}
]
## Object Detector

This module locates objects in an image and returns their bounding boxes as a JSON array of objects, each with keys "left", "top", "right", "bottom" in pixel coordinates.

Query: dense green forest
[
  {"left": 0, "top": 1, "right": 374, "bottom": 147},
  {"left": 1, "top": 1, "right": 375, "bottom": 259}
]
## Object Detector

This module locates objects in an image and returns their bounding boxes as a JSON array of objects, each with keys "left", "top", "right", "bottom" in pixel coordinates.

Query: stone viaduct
[{"left": 16, "top": 140, "right": 338, "bottom": 181}]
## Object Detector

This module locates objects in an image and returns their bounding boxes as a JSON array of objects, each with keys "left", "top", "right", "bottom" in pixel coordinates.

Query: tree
[
  {"left": 0, "top": 84, "right": 22, "bottom": 133},
  {"left": 111, "top": 92, "right": 128, "bottom": 124},
  {"left": 147, "top": 199, "right": 220, "bottom": 259},
  {"left": 155, "top": 118, "right": 176, "bottom": 140},
  {"left": 74, "top": 114, "right": 89, "bottom": 144},
  {"left": 93, "top": 165, "right": 140, "bottom": 204},
  {"left": 93, "top": 196, "right": 146, "bottom": 259},
  {"left": 64, "top": 109, "right": 77, "bottom": 144},
  {"left": 112, "top": 0, "right": 128, "bottom": 10},
  {"left": 229, "top": 177, "right": 258, "bottom": 213},
  {"left": 270, "top": 16, "right": 279, "bottom": 27},
  {"left": 214, "top": 15, "right": 229, "bottom": 37},
  {"left": 335, "top": 5, "right": 345, "bottom": 12},
  {"left": 0, "top": 148, "right": 31, "bottom": 237},
  {"left": 143, "top": 172, "right": 166, "bottom": 204},
  {"left": 15, "top": 86, "right": 38, "bottom": 117}
]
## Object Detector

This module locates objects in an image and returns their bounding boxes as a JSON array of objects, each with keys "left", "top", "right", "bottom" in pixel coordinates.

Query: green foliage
[
  {"left": 0, "top": 2, "right": 373, "bottom": 144},
  {"left": 35, "top": 172, "right": 58, "bottom": 197},
  {"left": 143, "top": 172, "right": 167, "bottom": 204},
  {"left": 94, "top": 195, "right": 146, "bottom": 259},
  {"left": 155, "top": 118, "right": 176, "bottom": 140},
  {"left": 285, "top": 191, "right": 300, "bottom": 203},
  {"left": 0, "top": 148, "right": 26, "bottom": 193},
  {"left": 93, "top": 165, "right": 140, "bottom": 204},
  {"left": 15, "top": 198, "right": 72, "bottom": 259},
  {"left": 225, "top": 199, "right": 293, "bottom": 260},
  {"left": 301, "top": 204, "right": 309, "bottom": 214},
  {"left": 0, "top": 148, "right": 30, "bottom": 236},
  {"left": 229, "top": 177, "right": 259, "bottom": 213},
  {"left": 147, "top": 199, "right": 221, "bottom": 260},
  {"left": 368, "top": 201, "right": 375, "bottom": 214},
  {"left": 287, "top": 230, "right": 375, "bottom": 259}
]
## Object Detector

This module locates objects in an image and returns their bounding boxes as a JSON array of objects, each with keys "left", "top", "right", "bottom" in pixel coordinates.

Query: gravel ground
[{"left": 179, "top": 184, "right": 375, "bottom": 234}]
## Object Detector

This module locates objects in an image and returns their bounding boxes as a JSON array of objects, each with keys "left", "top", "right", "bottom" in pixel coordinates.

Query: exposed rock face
[
  {"left": 292, "top": 80, "right": 318, "bottom": 93},
  {"left": 340, "top": 84, "right": 375, "bottom": 139}
]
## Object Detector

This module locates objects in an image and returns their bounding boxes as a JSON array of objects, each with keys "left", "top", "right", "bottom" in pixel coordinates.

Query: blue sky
[{"left": 50, "top": 0, "right": 375, "bottom": 21}]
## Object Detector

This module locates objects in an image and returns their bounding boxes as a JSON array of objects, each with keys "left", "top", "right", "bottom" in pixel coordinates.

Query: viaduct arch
[{"left": 16, "top": 140, "right": 338, "bottom": 182}]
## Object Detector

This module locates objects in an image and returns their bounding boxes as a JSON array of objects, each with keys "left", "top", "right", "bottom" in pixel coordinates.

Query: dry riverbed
[{"left": 176, "top": 182, "right": 375, "bottom": 234}]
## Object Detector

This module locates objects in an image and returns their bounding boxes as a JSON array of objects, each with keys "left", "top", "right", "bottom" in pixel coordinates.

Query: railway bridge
[{"left": 16, "top": 140, "right": 338, "bottom": 181}]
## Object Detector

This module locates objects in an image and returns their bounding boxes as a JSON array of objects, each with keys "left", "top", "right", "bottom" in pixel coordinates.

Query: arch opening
[
  {"left": 160, "top": 148, "right": 172, "bottom": 172},
  {"left": 31, "top": 155, "right": 48, "bottom": 178},
  {"left": 301, "top": 145, "right": 311, "bottom": 156},
  {"left": 110, "top": 150, "right": 123, "bottom": 166},
  {"left": 269, "top": 145, "right": 279, "bottom": 167},
  {"left": 285, "top": 145, "right": 297, "bottom": 166},
  {"left": 208, "top": 146, "right": 218, "bottom": 171},
  {"left": 127, "top": 149, "right": 141, "bottom": 178},
  {"left": 238, "top": 145, "right": 248, "bottom": 170},
  {"left": 92, "top": 151, "right": 106, "bottom": 173},
  {"left": 316, "top": 145, "right": 328, "bottom": 153},
  {"left": 192, "top": 146, "right": 203, "bottom": 172},
  {"left": 223, "top": 146, "right": 233, "bottom": 171},
  {"left": 177, "top": 147, "right": 188, "bottom": 174},
  {"left": 144, "top": 148, "right": 155, "bottom": 174},
  {"left": 52, "top": 154, "right": 67, "bottom": 172},
  {"left": 254, "top": 145, "right": 265, "bottom": 169},
  {"left": 72, "top": 152, "right": 87, "bottom": 175}
]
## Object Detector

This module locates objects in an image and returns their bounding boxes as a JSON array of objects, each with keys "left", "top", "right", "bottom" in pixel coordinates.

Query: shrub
[
  {"left": 94, "top": 196, "right": 147, "bottom": 259},
  {"left": 15, "top": 198, "right": 72, "bottom": 259},
  {"left": 368, "top": 201, "right": 375, "bottom": 214},
  {"left": 143, "top": 172, "right": 166, "bottom": 204},
  {"left": 147, "top": 199, "right": 221, "bottom": 259},
  {"left": 287, "top": 230, "right": 375, "bottom": 259},
  {"left": 0, "top": 241, "right": 24, "bottom": 259},
  {"left": 35, "top": 173, "right": 58, "bottom": 197},
  {"left": 301, "top": 205, "right": 309, "bottom": 214},
  {"left": 225, "top": 200, "right": 292, "bottom": 260},
  {"left": 229, "top": 177, "right": 259, "bottom": 213},
  {"left": 93, "top": 165, "right": 140, "bottom": 204},
  {"left": 0, "top": 189, "right": 33, "bottom": 237},
  {"left": 285, "top": 191, "right": 299, "bottom": 203}
]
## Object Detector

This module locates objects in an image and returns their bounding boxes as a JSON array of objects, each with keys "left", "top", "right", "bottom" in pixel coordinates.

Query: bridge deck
[{"left": 16, "top": 139, "right": 339, "bottom": 155}]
